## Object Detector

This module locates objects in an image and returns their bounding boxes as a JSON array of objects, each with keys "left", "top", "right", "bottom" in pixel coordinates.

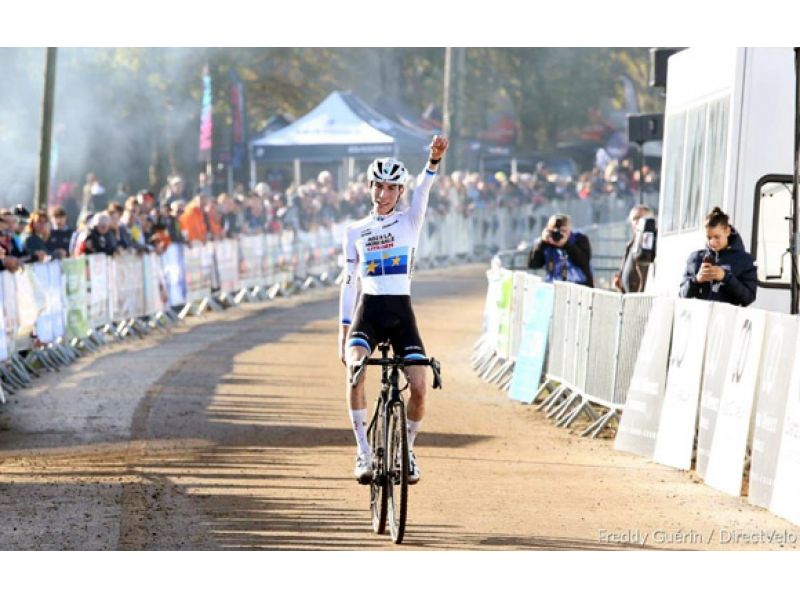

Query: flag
[
  {"left": 198, "top": 64, "right": 213, "bottom": 162},
  {"left": 229, "top": 68, "right": 248, "bottom": 170}
]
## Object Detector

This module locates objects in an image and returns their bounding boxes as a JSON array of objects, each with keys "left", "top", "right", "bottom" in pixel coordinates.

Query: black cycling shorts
[{"left": 346, "top": 294, "right": 426, "bottom": 359}]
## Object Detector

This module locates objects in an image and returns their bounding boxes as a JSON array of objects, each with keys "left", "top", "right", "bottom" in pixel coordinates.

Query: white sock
[
  {"left": 407, "top": 419, "right": 422, "bottom": 449},
  {"left": 349, "top": 409, "right": 371, "bottom": 457}
]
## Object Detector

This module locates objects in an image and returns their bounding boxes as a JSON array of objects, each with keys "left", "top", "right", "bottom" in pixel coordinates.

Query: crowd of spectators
[{"left": 0, "top": 155, "right": 659, "bottom": 273}]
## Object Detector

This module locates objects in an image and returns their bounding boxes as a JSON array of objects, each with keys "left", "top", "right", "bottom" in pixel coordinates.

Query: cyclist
[{"left": 339, "top": 135, "right": 449, "bottom": 485}]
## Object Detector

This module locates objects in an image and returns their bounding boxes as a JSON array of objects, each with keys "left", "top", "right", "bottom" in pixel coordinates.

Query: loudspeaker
[
  {"left": 628, "top": 113, "right": 665, "bottom": 144},
  {"left": 649, "top": 48, "right": 685, "bottom": 88}
]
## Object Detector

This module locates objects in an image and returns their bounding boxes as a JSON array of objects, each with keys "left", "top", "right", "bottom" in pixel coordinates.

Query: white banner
[
  {"left": 704, "top": 308, "right": 766, "bottom": 496},
  {"left": 695, "top": 302, "right": 738, "bottom": 478},
  {"left": 16, "top": 268, "right": 45, "bottom": 339},
  {"left": 770, "top": 331, "right": 800, "bottom": 526},
  {"left": 749, "top": 313, "right": 797, "bottom": 508},
  {"left": 214, "top": 240, "right": 240, "bottom": 293},
  {"left": 614, "top": 296, "right": 674, "bottom": 458},
  {"left": 88, "top": 254, "right": 111, "bottom": 327},
  {"left": 653, "top": 299, "right": 712, "bottom": 470}
]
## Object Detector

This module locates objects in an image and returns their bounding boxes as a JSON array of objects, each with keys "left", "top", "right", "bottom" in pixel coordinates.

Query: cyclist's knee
[
  {"left": 406, "top": 366, "right": 427, "bottom": 399},
  {"left": 346, "top": 345, "right": 369, "bottom": 367}
]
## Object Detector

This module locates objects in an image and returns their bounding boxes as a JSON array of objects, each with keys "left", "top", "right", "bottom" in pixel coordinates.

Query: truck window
[
  {"left": 754, "top": 177, "right": 792, "bottom": 287},
  {"left": 661, "top": 96, "right": 730, "bottom": 235}
]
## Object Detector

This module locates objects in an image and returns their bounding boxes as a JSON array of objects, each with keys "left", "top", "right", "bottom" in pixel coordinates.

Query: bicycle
[{"left": 350, "top": 342, "right": 442, "bottom": 544}]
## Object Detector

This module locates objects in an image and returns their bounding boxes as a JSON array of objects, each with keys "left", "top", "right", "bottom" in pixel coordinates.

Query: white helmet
[{"left": 367, "top": 157, "right": 408, "bottom": 185}]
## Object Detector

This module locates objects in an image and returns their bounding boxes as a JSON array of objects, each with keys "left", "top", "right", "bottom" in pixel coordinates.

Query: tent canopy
[{"left": 250, "top": 91, "right": 432, "bottom": 163}]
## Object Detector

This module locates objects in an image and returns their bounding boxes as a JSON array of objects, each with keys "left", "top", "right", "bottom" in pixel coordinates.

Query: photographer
[
  {"left": 528, "top": 213, "right": 593, "bottom": 287},
  {"left": 613, "top": 205, "right": 657, "bottom": 293},
  {"left": 679, "top": 206, "right": 756, "bottom": 306}
]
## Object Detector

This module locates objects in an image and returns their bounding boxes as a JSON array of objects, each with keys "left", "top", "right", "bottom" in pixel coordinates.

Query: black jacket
[
  {"left": 528, "top": 231, "right": 593, "bottom": 287},
  {"left": 679, "top": 229, "right": 757, "bottom": 306}
]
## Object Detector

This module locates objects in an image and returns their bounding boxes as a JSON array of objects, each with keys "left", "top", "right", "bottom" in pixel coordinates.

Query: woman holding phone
[{"left": 679, "top": 206, "right": 757, "bottom": 306}]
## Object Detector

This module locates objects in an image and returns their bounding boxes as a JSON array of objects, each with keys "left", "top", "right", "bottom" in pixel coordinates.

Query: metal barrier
[{"left": 474, "top": 267, "right": 658, "bottom": 438}]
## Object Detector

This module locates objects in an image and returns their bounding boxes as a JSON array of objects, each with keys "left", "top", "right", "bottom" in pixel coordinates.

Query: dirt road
[{"left": 0, "top": 264, "right": 797, "bottom": 550}]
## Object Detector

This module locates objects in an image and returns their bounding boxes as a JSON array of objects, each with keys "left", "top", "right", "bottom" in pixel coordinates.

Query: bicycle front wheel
[
  {"left": 386, "top": 401, "right": 409, "bottom": 544},
  {"left": 369, "top": 405, "right": 388, "bottom": 534}
]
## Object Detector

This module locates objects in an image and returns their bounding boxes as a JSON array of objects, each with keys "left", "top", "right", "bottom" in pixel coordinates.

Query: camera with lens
[{"left": 550, "top": 218, "right": 564, "bottom": 243}]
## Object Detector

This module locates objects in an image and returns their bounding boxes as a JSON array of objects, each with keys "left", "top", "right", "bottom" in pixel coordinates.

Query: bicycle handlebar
[{"left": 350, "top": 356, "right": 442, "bottom": 390}]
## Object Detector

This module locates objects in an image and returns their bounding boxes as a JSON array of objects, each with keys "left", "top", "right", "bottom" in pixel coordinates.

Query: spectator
[
  {"left": 527, "top": 213, "right": 593, "bottom": 287},
  {"left": 194, "top": 172, "right": 214, "bottom": 198},
  {"left": 243, "top": 193, "right": 268, "bottom": 233},
  {"left": 217, "top": 193, "right": 240, "bottom": 238},
  {"left": 80, "top": 213, "right": 118, "bottom": 256},
  {"left": 178, "top": 195, "right": 208, "bottom": 244},
  {"left": 679, "top": 206, "right": 756, "bottom": 306},
  {"left": 11, "top": 204, "right": 30, "bottom": 254},
  {"left": 48, "top": 206, "right": 73, "bottom": 259},
  {"left": 167, "top": 200, "right": 186, "bottom": 244},
  {"left": 148, "top": 222, "right": 171, "bottom": 254},
  {"left": 23, "top": 210, "right": 54, "bottom": 262},
  {"left": 162, "top": 175, "right": 189, "bottom": 205},
  {"left": 613, "top": 205, "right": 657, "bottom": 293},
  {"left": 107, "top": 202, "right": 136, "bottom": 251},
  {"left": 0, "top": 210, "right": 23, "bottom": 271}
]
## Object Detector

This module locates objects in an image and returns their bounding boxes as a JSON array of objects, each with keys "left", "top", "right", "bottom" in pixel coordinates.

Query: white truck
[{"left": 648, "top": 47, "right": 797, "bottom": 313}]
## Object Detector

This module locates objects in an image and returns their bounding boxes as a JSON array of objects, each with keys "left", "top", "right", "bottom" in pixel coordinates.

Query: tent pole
[
  {"left": 250, "top": 159, "right": 256, "bottom": 190},
  {"left": 293, "top": 159, "right": 302, "bottom": 187}
]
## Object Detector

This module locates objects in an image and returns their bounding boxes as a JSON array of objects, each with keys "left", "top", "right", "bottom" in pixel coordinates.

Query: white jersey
[{"left": 339, "top": 168, "right": 437, "bottom": 324}]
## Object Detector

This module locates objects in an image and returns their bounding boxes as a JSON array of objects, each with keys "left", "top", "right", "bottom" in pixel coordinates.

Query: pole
[
  {"left": 35, "top": 47, "right": 58, "bottom": 212},
  {"left": 441, "top": 47, "right": 452, "bottom": 175},
  {"left": 792, "top": 48, "right": 800, "bottom": 314}
]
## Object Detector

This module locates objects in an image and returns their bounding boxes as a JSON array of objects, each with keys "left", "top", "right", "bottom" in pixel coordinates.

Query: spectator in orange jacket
[{"left": 179, "top": 195, "right": 208, "bottom": 243}]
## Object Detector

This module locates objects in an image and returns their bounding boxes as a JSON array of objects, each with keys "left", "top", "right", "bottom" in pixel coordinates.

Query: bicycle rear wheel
[
  {"left": 369, "top": 404, "right": 388, "bottom": 534},
  {"left": 386, "top": 400, "right": 409, "bottom": 544}
]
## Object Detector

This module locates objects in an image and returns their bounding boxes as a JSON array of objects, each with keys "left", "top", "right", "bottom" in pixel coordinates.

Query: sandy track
[{"left": 0, "top": 264, "right": 798, "bottom": 550}]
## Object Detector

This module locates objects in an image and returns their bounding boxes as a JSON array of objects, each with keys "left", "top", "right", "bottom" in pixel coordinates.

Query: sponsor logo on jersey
[
  {"left": 365, "top": 232, "right": 395, "bottom": 251},
  {"left": 381, "top": 219, "right": 399, "bottom": 229}
]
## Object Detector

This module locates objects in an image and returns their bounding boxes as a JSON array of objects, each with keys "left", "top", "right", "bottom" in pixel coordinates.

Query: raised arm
[{"left": 407, "top": 135, "right": 449, "bottom": 232}]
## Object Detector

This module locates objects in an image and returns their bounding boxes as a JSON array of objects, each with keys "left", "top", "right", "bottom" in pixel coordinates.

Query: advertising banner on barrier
[
  {"left": 749, "top": 313, "right": 797, "bottom": 509},
  {"left": 2, "top": 272, "right": 19, "bottom": 354},
  {"left": 705, "top": 308, "right": 766, "bottom": 496},
  {"left": 769, "top": 332, "right": 800, "bottom": 525},
  {"left": 87, "top": 254, "right": 111, "bottom": 328},
  {"left": 202, "top": 244, "right": 218, "bottom": 290},
  {"left": 184, "top": 244, "right": 210, "bottom": 303},
  {"left": 143, "top": 254, "right": 166, "bottom": 316},
  {"left": 33, "top": 263, "right": 57, "bottom": 343},
  {"left": 508, "top": 271, "right": 528, "bottom": 360},
  {"left": 214, "top": 240, "right": 240, "bottom": 293},
  {"left": 483, "top": 269, "right": 502, "bottom": 352},
  {"left": 653, "top": 299, "right": 712, "bottom": 470},
  {"left": 111, "top": 256, "right": 145, "bottom": 321},
  {"left": 496, "top": 269, "right": 514, "bottom": 360},
  {"left": 509, "top": 281, "right": 553, "bottom": 404},
  {"left": 695, "top": 302, "right": 738, "bottom": 478},
  {"left": 16, "top": 269, "right": 45, "bottom": 340},
  {"left": 62, "top": 258, "right": 89, "bottom": 339},
  {"left": 0, "top": 276, "right": 8, "bottom": 361},
  {"left": 614, "top": 296, "right": 674, "bottom": 458},
  {"left": 41, "top": 261, "right": 65, "bottom": 341},
  {"left": 239, "top": 235, "right": 264, "bottom": 289},
  {"left": 161, "top": 243, "right": 186, "bottom": 306}
]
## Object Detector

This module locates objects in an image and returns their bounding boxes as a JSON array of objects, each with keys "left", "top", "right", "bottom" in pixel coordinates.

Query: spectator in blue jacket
[{"left": 679, "top": 206, "right": 757, "bottom": 306}]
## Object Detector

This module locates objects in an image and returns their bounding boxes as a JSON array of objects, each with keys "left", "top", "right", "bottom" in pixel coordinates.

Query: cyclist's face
[{"left": 371, "top": 182, "right": 404, "bottom": 215}]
